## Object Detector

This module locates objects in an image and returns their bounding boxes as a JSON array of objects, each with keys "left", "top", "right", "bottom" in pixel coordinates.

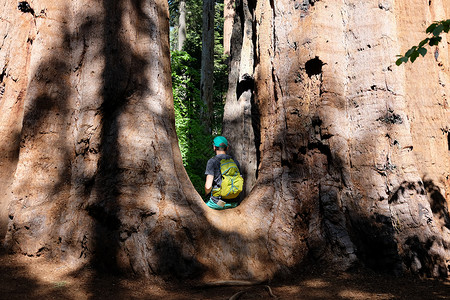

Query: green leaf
[
  {"left": 418, "top": 38, "right": 429, "bottom": 48},
  {"left": 395, "top": 56, "right": 408, "bottom": 66},
  {"left": 426, "top": 23, "right": 438, "bottom": 34},
  {"left": 443, "top": 20, "right": 450, "bottom": 33},
  {"left": 417, "top": 47, "right": 427, "bottom": 57},
  {"left": 432, "top": 24, "right": 444, "bottom": 37},
  {"left": 405, "top": 46, "right": 417, "bottom": 57},
  {"left": 410, "top": 51, "right": 420, "bottom": 63},
  {"left": 429, "top": 36, "right": 442, "bottom": 46}
]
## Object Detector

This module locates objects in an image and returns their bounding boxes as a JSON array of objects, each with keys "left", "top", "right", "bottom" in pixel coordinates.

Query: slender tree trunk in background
[
  {"left": 0, "top": 0, "right": 449, "bottom": 282},
  {"left": 177, "top": 0, "right": 186, "bottom": 51},
  {"left": 223, "top": 0, "right": 235, "bottom": 56},
  {"left": 200, "top": 0, "right": 215, "bottom": 131},
  {"left": 222, "top": 0, "right": 258, "bottom": 198}
]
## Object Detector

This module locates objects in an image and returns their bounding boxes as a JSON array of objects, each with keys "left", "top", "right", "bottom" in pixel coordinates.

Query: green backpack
[{"left": 212, "top": 158, "right": 244, "bottom": 200}]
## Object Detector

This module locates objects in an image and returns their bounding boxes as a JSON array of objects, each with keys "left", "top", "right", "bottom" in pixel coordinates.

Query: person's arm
[{"left": 205, "top": 174, "right": 214, "bottom": 195}]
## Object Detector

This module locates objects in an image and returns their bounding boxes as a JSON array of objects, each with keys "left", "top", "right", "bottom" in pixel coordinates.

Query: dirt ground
[{"left": 0, "top": 247, "right": 449, "bottom": 300}]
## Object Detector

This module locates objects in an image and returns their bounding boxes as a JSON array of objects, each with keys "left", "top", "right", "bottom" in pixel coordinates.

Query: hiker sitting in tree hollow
[{"left": 204, "top": 136, "right": 244, "bottom": 210}]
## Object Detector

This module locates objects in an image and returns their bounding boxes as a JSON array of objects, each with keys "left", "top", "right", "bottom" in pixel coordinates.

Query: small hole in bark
[
  {"left": 299, "top": 146, "right": 307, "bottom": 154},
  {"left": 305, "top": 56, "right": 324, "bottom": 77},
  {"left": 281, "top": 159, "right": 291, "bottom": 167},
  {"left": 311, "top": 116, "right": 322, "bottom": 127}
]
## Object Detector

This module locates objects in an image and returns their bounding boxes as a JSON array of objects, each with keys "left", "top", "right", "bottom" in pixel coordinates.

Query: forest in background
[{"left": 169, "top": 0, "right": 228, "bottom": 195}]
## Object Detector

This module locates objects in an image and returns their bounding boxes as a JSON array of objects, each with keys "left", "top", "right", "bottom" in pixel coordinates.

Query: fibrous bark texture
[
  {"left": 0, "top": 0, "right": 449, "bottom": 282},
  {"left": 223, "top": 0, "right": 259, "bottom": 198},
  {"left": 224, "top": 0, "right": 450, "bottom": 278},
  {"left": 0, "top": 0, "right": 204, "bottom": 277}
]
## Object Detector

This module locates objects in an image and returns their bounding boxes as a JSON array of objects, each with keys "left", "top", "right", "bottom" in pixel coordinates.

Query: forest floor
[{"left": 0, "top": 247, "right": 449, "bottom": 300}]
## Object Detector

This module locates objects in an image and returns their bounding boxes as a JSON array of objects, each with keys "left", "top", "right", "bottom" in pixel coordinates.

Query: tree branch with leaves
[{"left": 396, "top": 19, "right": 449, "bottom": 65}]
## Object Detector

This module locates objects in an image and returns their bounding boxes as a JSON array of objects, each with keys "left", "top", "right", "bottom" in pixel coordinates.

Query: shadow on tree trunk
[{"left": 2, "top": 0, "right": 450, "bottom": 289}]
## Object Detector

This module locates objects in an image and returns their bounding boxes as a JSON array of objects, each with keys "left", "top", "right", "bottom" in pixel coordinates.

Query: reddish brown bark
[
  {"left": 0, "top": 0, "right": 449, "bottom": 282},
  {"left": 1, "top": 0, "right": 204, "bottom": 277}
]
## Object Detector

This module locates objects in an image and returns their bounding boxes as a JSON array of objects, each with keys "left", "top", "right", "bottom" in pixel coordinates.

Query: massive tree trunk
[
  {"left": 224, "top": 0, "right": 450, "bottom": 278},
  {"left": 0, "top": 0, "right": 449, "bottom": 282},
  {"left": 0, "top": 0, "right": 205, "bottom": 276}
]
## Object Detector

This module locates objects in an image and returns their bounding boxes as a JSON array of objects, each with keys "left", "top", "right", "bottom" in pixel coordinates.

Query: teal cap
[{"left": 213, "top": 136, "right": 228, "bottom": 147}]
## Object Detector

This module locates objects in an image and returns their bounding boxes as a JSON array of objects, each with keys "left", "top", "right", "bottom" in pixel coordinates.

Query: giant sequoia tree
[{"left": 0, "top": 0, "right": 449, "bottom": 282}]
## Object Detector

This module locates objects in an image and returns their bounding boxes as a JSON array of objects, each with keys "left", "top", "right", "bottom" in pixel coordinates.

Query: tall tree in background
[
  {"left": 200, "top": 0, "right": 216, "bottom": 131},
  {"left": 223, "top": 0, "right": 235, "bottom": 55},
  {"left": 169, "top": 0, "right": 227, "bottom": 133},
  {"left": 177, "top": 0, "right": 187, "bottom": 51}
]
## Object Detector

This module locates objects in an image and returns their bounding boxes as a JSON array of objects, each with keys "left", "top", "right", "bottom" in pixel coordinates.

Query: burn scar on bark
[
  {"left": 0, "top": 65, "right": 6, "bottom": 97},
  {"left": 377, "top": 108, "right": 403, "bottom": 125},
  {"left": 17, "top": 2, "right": 47, "bottom": 18},
  {"left": 236, "top": 73, "right": 254, "bottom": 100},
  {"left": 17, "top": 1, "right": 34, "bottom": 15}
]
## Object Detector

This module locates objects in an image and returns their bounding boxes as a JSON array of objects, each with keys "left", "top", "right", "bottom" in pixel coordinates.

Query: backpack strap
[
  {"left": 211, "top": 155, "right": 234, "bottom": 202},
  {"left": 211, "top": 156, "right": 222, "bottom": 201}
]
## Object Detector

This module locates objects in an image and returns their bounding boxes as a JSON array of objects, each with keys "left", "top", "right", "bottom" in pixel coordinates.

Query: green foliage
[
  {"left": 396, "top": 19, "right": 450, "bottom": 65},
  {"left": 171, "top": 51, "right": 214, "bottom": 196},
  {"left": 169, "top": 0, "right": 203, "bottom": 60},
  {"left": 169, "top": 1, "right": 228, "bottom": 196},
  {"left": 169, "top": 0, "right": 227, "bottom": 126}
]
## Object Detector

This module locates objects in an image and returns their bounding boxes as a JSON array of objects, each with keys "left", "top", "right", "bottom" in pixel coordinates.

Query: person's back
[{"left": 204, "top": 136, "right": 243, "bottom": 210}]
